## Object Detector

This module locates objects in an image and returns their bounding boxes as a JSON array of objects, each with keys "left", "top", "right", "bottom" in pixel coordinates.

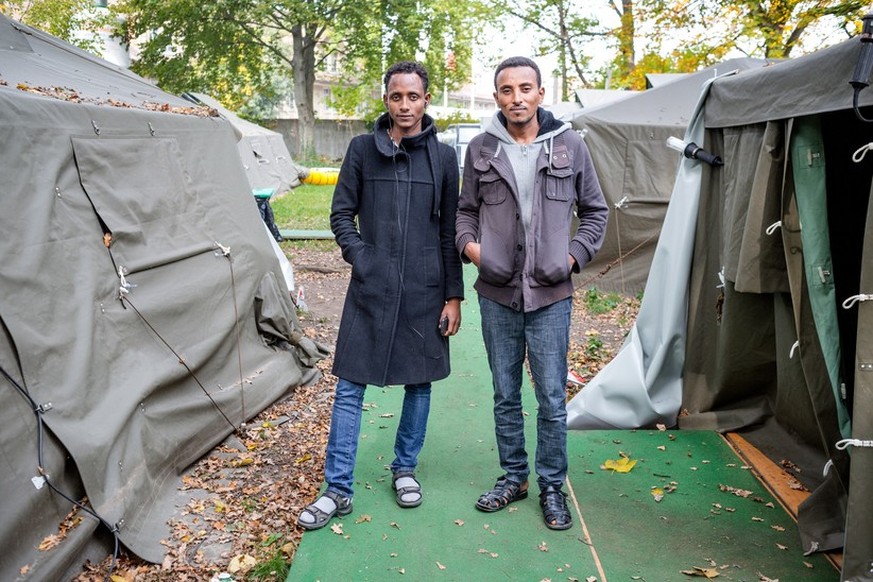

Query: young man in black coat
[{"left": 297, "top": 61, "right": 464, "bottom": 530}]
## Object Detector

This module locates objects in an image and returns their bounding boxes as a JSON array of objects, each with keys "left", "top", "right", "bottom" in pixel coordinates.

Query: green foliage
[
  {"left": 248, "top": 550, "right": 289, "bottom": 580},
  {"left": 584, "top": 288, "right": 622, "bottom": 315},
  {"left": 112, "top": 0, "right": 492, "bottom": 149},
  {"left": 585, "top": 335, "right": 605, "bottom": 359},
  {"left": 432, "top": 111, "right": 481, "bottom": 132},
  {"left": 2, "top": 0, "right": 113, "bottom": 54}
]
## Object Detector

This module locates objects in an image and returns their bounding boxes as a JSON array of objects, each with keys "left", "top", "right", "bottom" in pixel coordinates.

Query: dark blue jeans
[
  {"left": 323, "top": 378, "right": 432, "bottom": 498},
  {"left": 479, "top": 295, "right": 572, "bottom": 491}
]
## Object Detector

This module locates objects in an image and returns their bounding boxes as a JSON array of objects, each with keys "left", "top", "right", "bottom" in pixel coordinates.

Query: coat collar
[{"left": 373, "top": 112, "right": 438, "bottom": 157}]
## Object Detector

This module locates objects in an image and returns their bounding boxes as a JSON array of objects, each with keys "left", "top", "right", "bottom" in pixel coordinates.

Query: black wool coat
[{"left": 330, "top": 113, "right": 464, "bottom": 386}]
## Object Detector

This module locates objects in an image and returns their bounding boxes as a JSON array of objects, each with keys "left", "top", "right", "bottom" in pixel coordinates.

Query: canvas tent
[
  {"left": 182, "top": 92, "right": 306, "bottom": 289},
  {"left": 567, "top": 38, "right": 873, "bottom": 580},
  {"left": 0, "top": 14, "right": 326, "bottom": 580},
  {"left": 570, "top": 58, "right": 768, "bottom": 294},
  {"left": 182, "top": 92, "right": 308, "bottom": 198}
]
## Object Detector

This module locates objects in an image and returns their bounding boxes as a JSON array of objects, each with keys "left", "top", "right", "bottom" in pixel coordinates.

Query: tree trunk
[
  {"left": 619, "top": 0, "right": 635, "bottom": 77},
  {"left": 292, "top": 24, "right": 317, "bottom": 156}
]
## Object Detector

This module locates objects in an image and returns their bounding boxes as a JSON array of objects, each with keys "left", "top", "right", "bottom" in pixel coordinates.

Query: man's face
[
  {"left": 493, "top": 66, "right": 544, "bottom": 128},
  {"left": 383, "top": 72, "right": 430, "bottom": 137}
]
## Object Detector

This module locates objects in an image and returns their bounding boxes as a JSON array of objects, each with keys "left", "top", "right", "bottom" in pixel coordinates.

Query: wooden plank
[{"left": 723, "top": 432, "right": 843, "bottom": 570}]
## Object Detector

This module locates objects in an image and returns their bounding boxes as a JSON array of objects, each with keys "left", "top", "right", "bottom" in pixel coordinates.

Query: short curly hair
[
  {"left": 384, "top": 61, "right": 430, "bottom": 94},
  {"left": 494, "top": 56, "right": 542, "bottom": 89}
]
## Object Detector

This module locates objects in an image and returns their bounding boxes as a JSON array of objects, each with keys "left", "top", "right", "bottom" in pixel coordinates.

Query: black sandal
[
  {"left": 539, "top": 485, "right": 572, "bottom": 530},
  {"left": 475, "top": 476, "right": 528, "bottom": 512},
  {"left": 393, "top": 472, "right": 422, "bottom": 508},
  {"left": 296, "top": 490, "right": 352, "bottom": 531}
]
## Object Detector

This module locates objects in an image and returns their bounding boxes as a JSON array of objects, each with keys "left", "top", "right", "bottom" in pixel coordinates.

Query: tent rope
[
  {"left": 613, "top": 197, "right": 629, "bottom": 295},
  {"left": 577, "top": 231, "right": 659, "bottom": 290},
  {"left": 852, "top": 142, "right": 873, "bottom": 163},
  {"left": 842, "top": 293, "right": 873, "bottom": 309}
]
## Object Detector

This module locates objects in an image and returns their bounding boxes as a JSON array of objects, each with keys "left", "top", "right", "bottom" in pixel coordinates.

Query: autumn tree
[
  {"left": 114, "top": 0, "right": 484, "bottom": 154},
  {"left": 640, "top": 0, "right": 866, "bottom": 60}
]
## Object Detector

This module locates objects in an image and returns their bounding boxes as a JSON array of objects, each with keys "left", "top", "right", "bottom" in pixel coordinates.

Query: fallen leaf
[
  {"left": 331, "top": 523, "right": 344, "bottom": 535},
  {"left": 454, "top": 519, "right": 464, "bottom": 526},
  {"left": 356, "top": 514, "right": 372, "bottom": 524},
  {"left": 651, "top": 487, "right": 664, "bottom": 502},
  {"left": 719, "top": 484, "right": 753, "bottom": 497},
  {"left": 390, "top": 521, "right": 401, "bottom": 530},
  {"left": 380, "top": 413, "right": 395, "bottom": 418},
  {"left": 295, "top": 453, "right": 312, "bottom": 464},
  {"left": 227, "top": 554, "right": 257, "bottom": 574},
  {"left": 776, "top": 543, "right": 788, "bottom": 550},
  {"left": 538, "top": 541, "right": 549, "bottom": 552},
  {"left": 680, "top": 566, "right": 719, "bottom": 578},
  {"left": 771, "top": 525, "right": 785, "bottom": 532},
  {"left": 436, "top": 562, "right": 446, "bottom": 570},
  {"left": 602, "top": 456, "right": 637, "bottom": 473},
  {"left": 752, "top": 517, "right": 765, "bottom": 522},
  {"left": 657, "top": 445, "right": 666, "bottom": 451}
]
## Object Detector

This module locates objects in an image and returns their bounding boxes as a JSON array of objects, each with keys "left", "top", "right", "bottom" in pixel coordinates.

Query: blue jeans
[
  {"left": 478, "top": 295, "right": 572, "bottom": 491},
  {"left": 324, "top": 378, "right": 432, "bottom": 498}
]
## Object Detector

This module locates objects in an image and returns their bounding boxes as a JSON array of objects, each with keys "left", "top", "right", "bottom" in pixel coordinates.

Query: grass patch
[
  {"left": 271, "top": 184, "right": 334, "bottom": 231},
  {"left": 248, "top": 550, "right": 290, "bottom": 580},
  {"left": 584, "top": 288, "right": 623, "bottom": 315}
]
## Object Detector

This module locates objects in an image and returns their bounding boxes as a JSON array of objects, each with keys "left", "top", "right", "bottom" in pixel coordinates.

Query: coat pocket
[
  {"left": 351, "top": 243, "right": 374, "bottom": 282},
  {"left": 424, "top": 246, "right": 441, "bottom": 287}
]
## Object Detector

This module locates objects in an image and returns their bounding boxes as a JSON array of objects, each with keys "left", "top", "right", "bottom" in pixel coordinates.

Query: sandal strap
[
  {"left": 540, "top": 487, "right": 571, "bottom": 523},
  {"left": 478, "top": 477, "right": 528, "bottom": 506}
]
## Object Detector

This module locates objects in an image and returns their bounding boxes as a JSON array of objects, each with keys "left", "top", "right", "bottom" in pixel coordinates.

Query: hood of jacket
[
  {"left": 486, "top": 108, "right": 571, "bottom": 169},
  {"left": 372, "top": 112, "right": 444, "bottom": 215}
]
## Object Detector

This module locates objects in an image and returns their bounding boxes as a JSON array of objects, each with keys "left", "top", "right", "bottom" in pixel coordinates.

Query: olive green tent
[
  {"left": 570, "top": 58, "right": 768, "bottom": 294},
  {"left": 0, "top": 14, "right": 325, "bottom": 579},
  {"left": 568, "top": 38, "right": 873, "bottom": 580}
]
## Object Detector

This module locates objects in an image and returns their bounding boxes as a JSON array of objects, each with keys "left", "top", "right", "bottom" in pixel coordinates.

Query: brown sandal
[{"left": 475, "top": 476, "right": 528, "bottom": 512}]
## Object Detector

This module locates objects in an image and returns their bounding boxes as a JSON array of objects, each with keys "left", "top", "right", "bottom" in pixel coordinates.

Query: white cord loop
[
  {"left": 836, "top": 438, "right": 873, "bottom": 450},
  {"left": 852, "top": 142, "right": 873, "bottom": 163},
  {"left": 842, "top": 294, "right": 873, "bottom": 309},
  {"left": 765, "top": 221, "right": 782, "bottom": 235}
]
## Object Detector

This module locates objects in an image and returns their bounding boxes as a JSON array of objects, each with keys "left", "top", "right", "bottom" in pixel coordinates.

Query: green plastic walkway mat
[{"left": 288, "top": 266, "right": 838, "bottom": 581}]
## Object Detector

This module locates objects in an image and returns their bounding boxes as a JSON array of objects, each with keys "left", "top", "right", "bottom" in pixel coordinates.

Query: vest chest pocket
[
  {"left": 479, "top": 171, "right": 506, "bottom": 205},
  {"left": 545, "top": 147, "right": 573, "bottom": 202}
]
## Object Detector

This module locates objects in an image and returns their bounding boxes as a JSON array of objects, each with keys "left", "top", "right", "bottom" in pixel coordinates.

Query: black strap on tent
[{"left": 0, "top": 363, "right": 122, "bottom": 580}]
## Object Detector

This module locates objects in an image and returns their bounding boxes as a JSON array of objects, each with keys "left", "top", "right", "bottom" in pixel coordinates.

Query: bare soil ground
[{"left": 74, "top": 246, "right": 638, "bottom": 581}]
